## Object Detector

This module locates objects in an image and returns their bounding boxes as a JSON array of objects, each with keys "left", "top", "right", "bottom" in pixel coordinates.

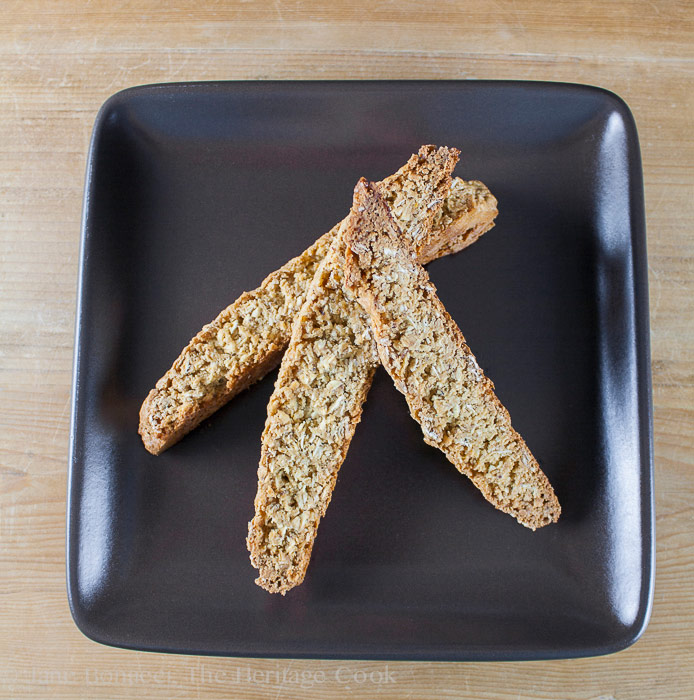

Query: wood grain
[{"left": 1, "top": 1, "right": 692, "bottom": 698}]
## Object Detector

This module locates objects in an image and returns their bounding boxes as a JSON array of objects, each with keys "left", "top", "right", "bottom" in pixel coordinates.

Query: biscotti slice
[
  {"left": 246, "top": 231, "right": 379, "bottom": 594},
  {"left": 343, "top": 180, "right": 560, "bottom": 530},
  {"left": 248, "top": 147, "right": 478, "bottom": 594},
  {"left": 138, "top": 227, "right": 334, "bottom": 454},
  {"left": 139, "top": 158, "right": 498, "bottom": 455}
]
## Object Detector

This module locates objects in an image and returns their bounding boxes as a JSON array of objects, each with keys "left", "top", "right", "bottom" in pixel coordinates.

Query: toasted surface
[
  {"left": 246, "top": 230, "right": 378, "bottom": 593},
  {"left": 249, "top": 147, "right": 501, "bottom": 594},
  {"left": 139, "top": 151, "right": 498, "bottom": 455},
  {"left": 343, "top": 180, "right": 560, "bottom": 530},
  {"left": 138, "top": 228, "right": 334, "bottom": 454}
]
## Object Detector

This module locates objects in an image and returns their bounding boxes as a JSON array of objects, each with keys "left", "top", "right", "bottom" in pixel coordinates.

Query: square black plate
[{"left": 68, "top": 81, "right": 653, "bottom": 660}]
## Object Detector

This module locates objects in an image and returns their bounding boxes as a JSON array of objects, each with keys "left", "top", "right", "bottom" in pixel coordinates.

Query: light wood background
[{"left": 1, "top": 1, "right": 692, "bottom": 698}]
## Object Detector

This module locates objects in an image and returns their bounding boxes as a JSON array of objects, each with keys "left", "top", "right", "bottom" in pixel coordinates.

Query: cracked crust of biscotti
[{"left": 343, "top": 180, "right": 560, "bottom": 530}]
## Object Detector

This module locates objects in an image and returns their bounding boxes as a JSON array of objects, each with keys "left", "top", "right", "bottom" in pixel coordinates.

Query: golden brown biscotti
[
  {"left": 138, "top": 227, "right": 335, "bottom": 454},
  {"left": 343, "top": 180, "right": 560, "bottom": 530},
  {"left": 139, "top": 160, "right": 498, "bottom": 455},
  {"left": 248, "top": 147, "right": 499, "bottom": 594},
  {"left": 246, "top": 229, "right": 379, "bottom": 594}
]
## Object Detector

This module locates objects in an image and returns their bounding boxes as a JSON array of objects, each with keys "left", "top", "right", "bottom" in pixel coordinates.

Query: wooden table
[{"left": 1, "top": 2, "right": 692, "bottom": 698}]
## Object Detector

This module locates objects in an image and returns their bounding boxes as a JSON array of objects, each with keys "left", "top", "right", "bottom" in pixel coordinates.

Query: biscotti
[
  {"left": 248, "top": 147, "right": 498, "bottom": 594},
  {"left": 139, "top": 157, "right": 498, "bottom": 454},
  {"left": 138, "top": 227, "right": 334, "bottom": 455},
  {"left": 343, "top": 180, "right": 560, "bottom": 530},
  {"left": 246, "top": 232, "right": 379, "bottom": 594}
]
